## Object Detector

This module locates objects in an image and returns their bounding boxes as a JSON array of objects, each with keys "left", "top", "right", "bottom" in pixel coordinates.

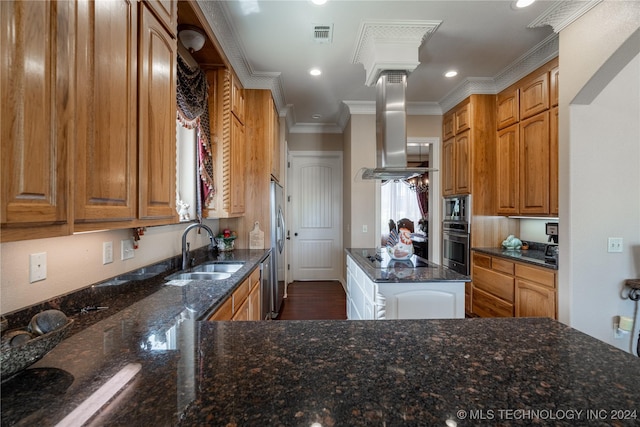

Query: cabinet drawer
[
  {"left": 473, "top": 266, "right": 514, "bottom": 302},
  {"left": 473, "top": 252, "right": 491, "bottom": 269},
  {"left": 209, "top": 297, "right": 233, "bottom": 321},
  {"left": 472, "top": 287, "right": 513, "bottom": 317},
  {"left": 492, "top": 257, "right": 514, "bottom": 275},
  {"left": 233, "top": 277, "right": 251, "bottom": 312},
  {"left": 515, "top": 264, "right": 555, "bottom": 288}
]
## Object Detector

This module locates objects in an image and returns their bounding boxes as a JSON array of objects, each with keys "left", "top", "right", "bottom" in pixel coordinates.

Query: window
[{"left": 380, "top": 180, "right": 422, "bottom": 244}]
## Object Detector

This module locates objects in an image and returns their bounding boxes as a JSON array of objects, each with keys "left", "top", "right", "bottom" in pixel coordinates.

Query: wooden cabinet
[
  {"left": 549, "top": 107, "right": 559, "bottom": 216},
  {"left": 206, "top": 68, "right": 245, "bottom": 218},
  {"left": 515, "top": 263, "right": 556, "bottom": 318},
  {"left": 143, "top": 0, "right": 177, "bottom": 35},
  {"left": 495, "top": 58, "right": 558, "bottom": 217},
  {"left": 550, "top": 66, "right": 559, "bottom": 107},
  {"left": 209, "top": 266, "right": 261, "bottom": 321},
  {"left": 496, "top": 87, "right": 519, "bottom": 130},
  {"left": 496, "top": 124, "right": 519, "bottom": 214},
  {"left": 231, "top": 74, "right": 245, "bottom": 124},
  {"left": 138, "top": 4, "right": 177, "bottom": 221},
  {"left": 270, "top": 100, "right": 281, "bottom": 182},
  {"left": 519, "top": 69, "right": 549, "bottom": 120},
  {"left": 1, "top": 0, "right": 74, "bottom": 242},
  {"left": 75, "top": 0, "right": 177, "bottom": 231},
  {"left": 441, "top": 95, "right": 495, "bottom": 201},
  {"left": 454, "top": 130, "right": 471, "bottom": 194},
  {"left": 519, "top": 111, "right": 550, "bottom": 215},
  {"left": 472, "top": 251, "right": 557, "bottom": 319}
]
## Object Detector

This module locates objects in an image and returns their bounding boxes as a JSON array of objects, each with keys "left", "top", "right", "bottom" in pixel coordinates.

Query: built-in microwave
[{"left": 443, "top": 195, "right": 471, "bottom": 222}]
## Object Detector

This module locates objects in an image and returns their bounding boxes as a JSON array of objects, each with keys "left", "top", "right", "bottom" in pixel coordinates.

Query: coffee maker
[{"left": 544, "top": 222, "right": 559, "bottom": 264}]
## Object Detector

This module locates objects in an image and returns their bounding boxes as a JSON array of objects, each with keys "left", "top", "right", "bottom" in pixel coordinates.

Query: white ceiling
[{"left": 198, "top": 1, "right": 596, "bottom": 133}]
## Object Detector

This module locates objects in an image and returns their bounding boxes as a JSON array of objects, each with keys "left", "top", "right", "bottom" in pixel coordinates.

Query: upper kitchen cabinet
[
  {"left": 441, "top": 95, "right": 496, "bottom": 206},
  {"left": 138, "top": 3, "right": 178, "bottom": 220},
  {"left": 231, "top": 74, "right": 246, "bottom": 124},
  {"left": 75, "top": 0, "right": 178, "bottom": 231},
  {"left": 206, "top": 68, "right": 245, "bottom": 218},
  {"left": 1, "top": 0, "right": 75, "bottom": 242},
  {"left": 519, "top": 69, "right": 549, "bottom": 120},
  {"left": 143, "top": 0, "right": 177, "bottom": 35},
  {"left": 495, "top": 58, "right": 558, "bottom": 217}
]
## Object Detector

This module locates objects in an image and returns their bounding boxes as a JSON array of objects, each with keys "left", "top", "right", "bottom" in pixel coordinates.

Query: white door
[{"left": 289, "top": 152, "right": 343, "bottom": 280}]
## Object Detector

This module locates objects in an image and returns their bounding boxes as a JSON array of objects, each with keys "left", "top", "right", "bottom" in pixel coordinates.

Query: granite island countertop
[{"left": 347, "top": 248, "right": 471, "bottom": 283}]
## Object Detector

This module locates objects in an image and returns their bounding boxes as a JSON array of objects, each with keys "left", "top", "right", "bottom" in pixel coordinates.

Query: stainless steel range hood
[{"left": 359, "top": 70, "right": 436, "bottom": 181}]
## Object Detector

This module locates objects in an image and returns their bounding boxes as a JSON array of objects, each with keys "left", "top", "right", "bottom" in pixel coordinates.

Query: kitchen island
[{"left": 346, "top": 248, "right": 470, "bottom": 320}]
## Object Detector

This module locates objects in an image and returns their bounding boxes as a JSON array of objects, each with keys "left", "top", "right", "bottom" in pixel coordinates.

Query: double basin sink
[{"left": 164, "top": 262, "right": 244, "bottom": 281}]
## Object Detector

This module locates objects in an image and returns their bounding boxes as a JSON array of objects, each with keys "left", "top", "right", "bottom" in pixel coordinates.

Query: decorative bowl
[{"left": 1, "top": 319, "right": 74, "bottom": 380}]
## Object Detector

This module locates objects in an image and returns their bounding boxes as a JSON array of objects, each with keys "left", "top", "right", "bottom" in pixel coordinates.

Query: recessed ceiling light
[
  {"left": 312, "top": 114, "right": 322, "bottom": 119},
  {"left": 444, "top": 70, "right": 458, "bottom": 78},
  {"left": 311, "top": 0, "right": 327, "bottom": 5},
  {"left": 515, "top": 0, "right": 536, "bottom": 8},
  {"left": 309, "top": 68, "right": 322, "bottom": 76}
]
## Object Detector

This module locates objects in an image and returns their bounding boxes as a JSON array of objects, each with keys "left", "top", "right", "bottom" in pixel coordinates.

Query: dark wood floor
[{"left": 275, "top": 281, "right": 347, "bottom": 320}]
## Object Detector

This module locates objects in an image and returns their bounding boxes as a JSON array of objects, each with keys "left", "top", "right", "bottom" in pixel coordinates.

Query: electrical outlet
[
  {"left": 29, "top": 252, "right": 47, "bottom": 283},
  {"left": 103, "top": 241, "right": 113, "bottom": 264},
  {"left": 362, "top": 224, "right": 368, "bottom": 233},
  {"left": 121, "top": 239, "right": 135, "bottom": 260},
  {"left": 607, "top": 237, "right": 623, "bottom": 253}
]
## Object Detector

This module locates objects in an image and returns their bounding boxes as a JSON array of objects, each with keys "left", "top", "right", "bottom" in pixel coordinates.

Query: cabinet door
[
  {"left": 496, "top": 124, "right": 519, "bottom": 215},
  {"left": 248, "top": 281, "right": 261, "bottom": 320},
  {"left": 232, "top": 298, "right": 250, "bottom": 321},
  {"left": 472, "top": 287, "right": 513, "bottom": 317},
  {"left": 442, "top": 137, "right": 455, "bottom": 196},
  {"left": 520, "top": 70, "right": 549, "bottom": 120},
  {"left": 75, "top": 0, "right": 138, "bottom": 223},
  {"left": 454, "top": 130, "right": 471, "bottom": 194},
  {"left": 230, "top": 115, "right": 246, "bottom": 214},
  {"left": 515, "top": 279, "right": 556, "bottom": 318},
  {"left": 231, "top": 75, "right": 245, "bottom": 124},
  {"left": 549, "top": 107, "right": 559, "bottom": 216},
  {"left": 270, "top": 99, "right": 281, "bottom": 182},
  {"left": 442, "top": 111, "right": 455, "bottom": 140},
  {"left": 454, "top": 99, "right": 471, "bottom": 134},
  {"left": 519, "top": 112, "right": 550, "bottom": 215},
  {"left": 143, "top": 0, "right": 177, "bottom": 35},
  {"left": 1, "top": 0, "right": 74, "bottom": 241},
  {"left": 138, "top": 4, "right": 177, "bottom": 220},
  {"left": 496, "top": 88, "right": 519, "bottom": 130}
]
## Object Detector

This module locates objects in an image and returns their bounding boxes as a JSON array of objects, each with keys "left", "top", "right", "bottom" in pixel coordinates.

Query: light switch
[{"left": 103, "top": 241, "right": 114, "bottom": 264}]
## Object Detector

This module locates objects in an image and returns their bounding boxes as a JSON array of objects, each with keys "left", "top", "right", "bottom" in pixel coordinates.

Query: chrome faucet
[{"left": 181, "top": 223, "right": 215, "bottom": 270}]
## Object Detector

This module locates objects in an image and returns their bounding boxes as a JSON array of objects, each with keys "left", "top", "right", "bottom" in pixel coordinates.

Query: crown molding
[{"left": 528, "top": 0, "right": 603, "bottom": 33}]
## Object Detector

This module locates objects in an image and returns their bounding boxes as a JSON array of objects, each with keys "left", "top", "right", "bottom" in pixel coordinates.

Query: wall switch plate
[
  {"left": 362, "top": 224, "right": 368, "bottom": 233},
  {"left": 29, "top": 252, "right": 47, "bottom": 283},
  {"left": 607, "top": 237, "right": 623, "bottom": 253},
  {"left": 103, "top": 241, "right": 114, "bottom": 264},
  {"left": 121, "top": 239, "right": 135, "bottom": 260}
]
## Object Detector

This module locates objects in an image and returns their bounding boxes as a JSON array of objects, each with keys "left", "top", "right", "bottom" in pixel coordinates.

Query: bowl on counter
[{"left": 1, "top": 318, "right": 74, "bottom": 380}]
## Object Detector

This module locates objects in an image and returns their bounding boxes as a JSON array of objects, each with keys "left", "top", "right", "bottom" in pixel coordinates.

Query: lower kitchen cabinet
[
  {"left": 346, "top": 255, "right": 465, "bottom": 320},
  {"left": 472, "top": 251, "right": 556, "bottom": 319},
  {"left": 209, "top": 267, "right": 261, "bottom": 321}
]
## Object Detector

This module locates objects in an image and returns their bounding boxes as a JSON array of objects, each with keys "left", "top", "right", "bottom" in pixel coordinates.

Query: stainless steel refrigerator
[{"left": 269, "top": 181, "right": 286, "bottom": 318}]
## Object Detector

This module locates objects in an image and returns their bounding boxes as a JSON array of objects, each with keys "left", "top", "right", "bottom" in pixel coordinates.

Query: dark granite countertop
[
  {"left": 347, "top": 248, "right": 471, "bottom": 283},
  {"left": 473, "top": 246, "right": 558, "bottom": 270}
]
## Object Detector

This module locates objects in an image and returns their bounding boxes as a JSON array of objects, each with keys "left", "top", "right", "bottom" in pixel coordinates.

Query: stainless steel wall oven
[{"left": 442, "top": 196, "right": 471, "bottom": 275}]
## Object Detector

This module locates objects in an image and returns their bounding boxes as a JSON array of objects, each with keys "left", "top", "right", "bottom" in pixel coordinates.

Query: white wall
[
  {"left": 0, "top": 220, "right": 219, "bottom": 314},
  {"left": 560, "top": 1, "right": 640, "bottom": 354}
]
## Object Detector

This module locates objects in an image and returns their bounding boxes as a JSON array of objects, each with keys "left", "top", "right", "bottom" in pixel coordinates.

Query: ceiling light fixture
[
  {"left": 515, "top": 0, "right": 536, "bottom": 8},
  {"left": 444, "top": 70, "right": 458, "bottom": 78},
  {"left": 312, "top": 114, "right": 322, "bottom": 119},
  {"left": 178, "top": 24, "right": 206, "bottom": 53},
  {"left": 311, "top": 0, "right": 327, "bottom": 5},
  {"left": 309, "top": 68, "right": 322, "bottom": 76}
]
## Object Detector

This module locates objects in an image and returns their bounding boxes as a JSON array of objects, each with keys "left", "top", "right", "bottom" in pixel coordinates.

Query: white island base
[{"left": 346, "top": 253, "right": 466, "bottom": 320}]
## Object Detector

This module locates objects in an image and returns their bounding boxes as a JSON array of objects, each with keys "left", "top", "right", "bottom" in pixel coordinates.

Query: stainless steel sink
[
  {"left": 165, "top": 272, "right": 232, "bottom": 281},
  {"left": 191, "top": 263, "right": 243, "bottom": 273}
]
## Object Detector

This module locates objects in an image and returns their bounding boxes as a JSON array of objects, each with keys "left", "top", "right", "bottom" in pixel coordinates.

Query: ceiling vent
[{"left": 313, "top": 24, "right": 333, "bottom": 43}]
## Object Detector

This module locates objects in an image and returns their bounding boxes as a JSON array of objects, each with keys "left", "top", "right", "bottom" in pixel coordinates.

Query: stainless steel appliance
[
  {"left": 442, "top": 195, "right": 471, "bottom": 275},
  {"left": 259, "top": 253, "right": 272, "bottom": 320},
  {"left": 545, "top": 222, "right": 559, "bottom": 264},
  {"left": 269, "top": 181, "right": 286, "bottom": 318}
]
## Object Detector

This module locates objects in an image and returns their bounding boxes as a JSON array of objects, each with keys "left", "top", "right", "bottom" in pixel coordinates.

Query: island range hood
[{"left": 358, "top": 70, "right": 437, "bottom": 181}]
